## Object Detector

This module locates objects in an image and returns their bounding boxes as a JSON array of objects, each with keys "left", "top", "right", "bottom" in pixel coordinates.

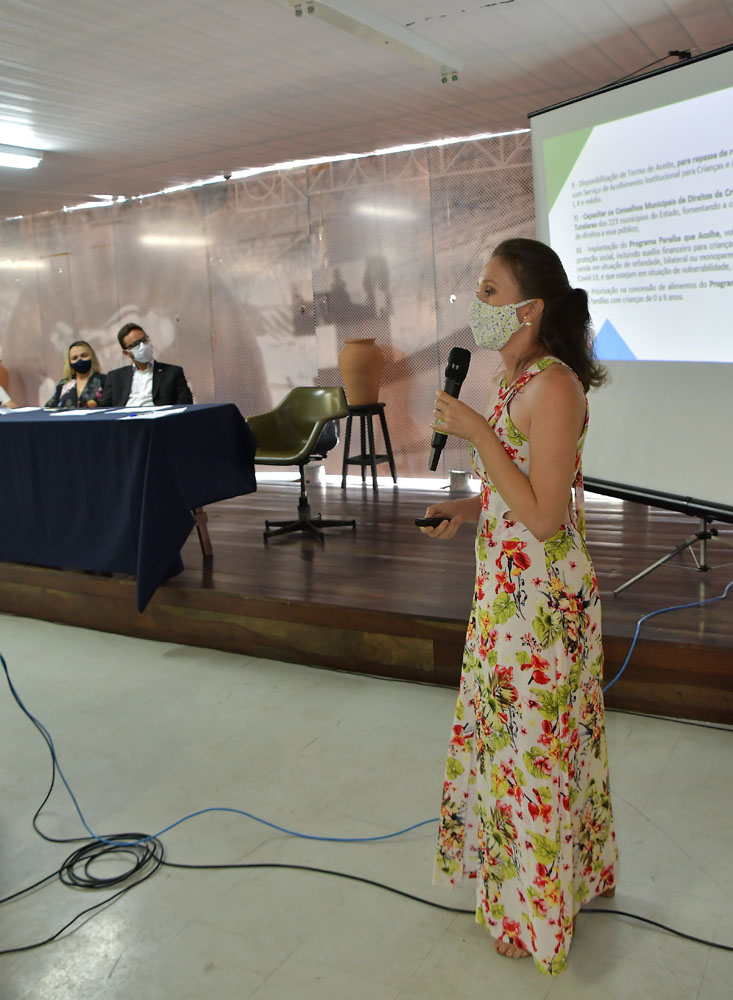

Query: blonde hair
[{"left": 61, "top": 340, "right": 103, "bottom": 382}]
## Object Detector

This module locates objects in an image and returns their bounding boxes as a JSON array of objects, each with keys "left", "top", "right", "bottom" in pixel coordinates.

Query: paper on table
[
  {"left": 2, "top": 406, "right": 43, "bottom": 413},
  {"left": 48, "top": 408, "right": 102, "bottom": 416},
  {"left": 117, "top": 406, "right": 189, "bottom": 420}
]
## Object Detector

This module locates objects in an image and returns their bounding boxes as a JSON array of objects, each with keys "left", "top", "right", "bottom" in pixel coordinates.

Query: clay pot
[{"left": 338, "top": 337, "right": 384, "bottom": 405}]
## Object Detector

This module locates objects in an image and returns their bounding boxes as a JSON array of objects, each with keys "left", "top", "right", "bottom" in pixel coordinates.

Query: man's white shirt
[{"left": 126, "top": 363, "right": 154, "bottom": 406}]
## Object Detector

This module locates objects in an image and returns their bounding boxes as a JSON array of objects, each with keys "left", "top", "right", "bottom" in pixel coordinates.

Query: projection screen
[{"left": 530, "top": 44, "right": 733, "bottom": 518}]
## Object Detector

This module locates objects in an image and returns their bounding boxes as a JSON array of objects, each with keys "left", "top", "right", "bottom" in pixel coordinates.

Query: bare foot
[
  {"left": 495, "top": 940, "right": 530, "bottom": 959},
  {"left": 600, "top": 886, "right": 615, "bottom": 898}
]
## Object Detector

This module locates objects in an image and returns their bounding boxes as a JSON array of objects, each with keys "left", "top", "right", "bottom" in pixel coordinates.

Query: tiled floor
[{"left": 0, "top": 613, "right": 731, "bottom": 999}]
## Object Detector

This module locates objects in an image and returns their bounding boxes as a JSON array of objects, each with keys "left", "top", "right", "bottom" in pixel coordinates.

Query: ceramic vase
[{"left": 337, "top": 337, "right": 384, "bottom": 406}]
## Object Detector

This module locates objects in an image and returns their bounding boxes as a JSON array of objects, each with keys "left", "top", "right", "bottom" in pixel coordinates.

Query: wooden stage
[{"left": 1, "top": 480, "right": 732, "bottom": 723}]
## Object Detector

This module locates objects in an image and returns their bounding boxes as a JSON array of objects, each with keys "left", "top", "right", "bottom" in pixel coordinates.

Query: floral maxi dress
[{"left": 433, "top": 357, "right": 617, "bottom": 975}]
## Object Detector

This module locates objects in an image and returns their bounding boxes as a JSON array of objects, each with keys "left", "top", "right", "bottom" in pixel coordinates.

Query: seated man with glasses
[{"left": 100, "top": 323, "right": 193, "bottom": 407}]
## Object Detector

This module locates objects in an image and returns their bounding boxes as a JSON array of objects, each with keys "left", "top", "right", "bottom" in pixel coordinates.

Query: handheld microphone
[{"left": 429, "top": 346, "right": 471, "bottom": 471}]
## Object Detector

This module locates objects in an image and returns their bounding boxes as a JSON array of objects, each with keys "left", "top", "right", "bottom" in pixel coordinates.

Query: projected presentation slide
[{"left": 545, "top": 88, "right": 733, "bottom": 362}]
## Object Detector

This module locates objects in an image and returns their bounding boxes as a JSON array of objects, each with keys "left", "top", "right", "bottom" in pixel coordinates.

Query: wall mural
[{"left": 0, "top": 133, "right": 534, "bottom": 478}]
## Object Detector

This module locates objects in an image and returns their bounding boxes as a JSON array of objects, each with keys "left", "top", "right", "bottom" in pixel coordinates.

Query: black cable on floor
[
  {"left": 159, "top": 859, "right": 733, "bottom": 953},
  {"left": 5, "top": 851, "right": 731, "bottom": 956},
  {"left": 59, "top": 835, "right": 164, "bottom": 890},
  {"left": 579, "top": 906, "right": 733, "bottom": 951},
  {"left": 0, "top": 651, "right": 164, "bottom": 955},
  {"left": 0, "top": 836, "right": 164, "bottom": 955},
  {"left": 1, "top": 887, "right": 132, "bottom": 955},
  {"left": 2, "top": 650, "right": 731, "bottom": 957}
]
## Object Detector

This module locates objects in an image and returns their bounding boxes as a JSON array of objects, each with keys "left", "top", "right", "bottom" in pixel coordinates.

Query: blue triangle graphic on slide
[{"left": 594, "top": 319, "right": 636, "bottom": 360}]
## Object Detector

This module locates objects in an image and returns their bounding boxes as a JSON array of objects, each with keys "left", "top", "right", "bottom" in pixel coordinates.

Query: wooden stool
[{"left": 340, "top": 402, "right": 397, "bottom": 490}]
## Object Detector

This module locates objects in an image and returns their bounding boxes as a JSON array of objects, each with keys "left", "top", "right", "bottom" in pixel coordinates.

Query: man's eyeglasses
[{"left": 124, "top": 336, "right": 148, "bottom": 352}]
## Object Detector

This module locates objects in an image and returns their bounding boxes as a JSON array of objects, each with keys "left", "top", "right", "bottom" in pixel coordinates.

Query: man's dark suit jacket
[{"left": 100, "top": 361, "right": 193, "bottom": 407}]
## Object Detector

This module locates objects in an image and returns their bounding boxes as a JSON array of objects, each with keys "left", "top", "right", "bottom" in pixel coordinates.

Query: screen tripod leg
[{"left": 613, "top": 526, "right": 712, "bottom": 596}]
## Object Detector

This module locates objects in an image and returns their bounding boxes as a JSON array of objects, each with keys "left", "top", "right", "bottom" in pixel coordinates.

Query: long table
[{"left": 0, "top": 403, "right": 257, "bottom": 611}]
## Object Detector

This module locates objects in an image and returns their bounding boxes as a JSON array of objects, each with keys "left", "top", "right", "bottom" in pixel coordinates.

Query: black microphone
[{"left": 429, "top": 346, "right": 471, "bottom": 471}]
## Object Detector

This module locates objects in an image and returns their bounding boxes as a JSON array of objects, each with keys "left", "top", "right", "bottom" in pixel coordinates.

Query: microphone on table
[{"left": 429, "top": 346, "right": 471, "bottom": 471}]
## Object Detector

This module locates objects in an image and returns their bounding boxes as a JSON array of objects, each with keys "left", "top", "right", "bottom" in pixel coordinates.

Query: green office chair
[{"left": 247, "top": 386, "right": 357, "bottom": 541}]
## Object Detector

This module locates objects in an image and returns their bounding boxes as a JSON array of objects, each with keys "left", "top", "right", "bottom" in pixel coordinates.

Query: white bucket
[{"left": 449, "top": 469, "right": 469, "bottom": 492}]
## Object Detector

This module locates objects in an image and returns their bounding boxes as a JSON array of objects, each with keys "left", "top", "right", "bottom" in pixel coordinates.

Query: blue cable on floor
[
  {"left": 602, "top": 579, "right": 733, "bottom": 693},
  {"left": 2, "top": 579, "right": 730, "bottom": 849},
  {"left": 1, "top": 651, "right": 437, "bottom": 848}
]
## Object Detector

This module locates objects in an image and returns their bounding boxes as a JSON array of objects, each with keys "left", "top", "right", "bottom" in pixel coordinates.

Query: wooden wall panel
[{"left": 1, "top": 486, "right": 731, "bottom": 722}]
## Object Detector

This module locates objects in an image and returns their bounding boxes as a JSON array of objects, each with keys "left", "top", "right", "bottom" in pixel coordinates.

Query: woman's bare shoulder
[
  {"left": 519, "top": 362, "right": 586, "bottom": 430},
  {"left": 529, "top": 361, "right": 584, "bottom": 399},
  {"left": 517, "top": 364, "right": 586, "bottom": 419}
]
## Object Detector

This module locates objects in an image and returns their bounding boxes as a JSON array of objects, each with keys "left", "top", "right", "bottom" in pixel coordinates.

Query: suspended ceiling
[{"left": 1, "top": 0, "right": 732, "bottom": 219}]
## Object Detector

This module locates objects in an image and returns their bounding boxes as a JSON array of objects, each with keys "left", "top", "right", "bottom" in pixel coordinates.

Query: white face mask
[
  {"left": 468, "top": 297, "right": 533, "bottom": 350},
  {"left": 130, "top": 341, "right": 153, "bottom": 365}
]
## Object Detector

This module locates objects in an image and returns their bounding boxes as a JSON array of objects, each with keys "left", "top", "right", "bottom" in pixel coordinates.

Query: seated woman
[
  {"left": 0, "top": 383, "right": 18, "bottom": 407},
  {"left": 45, "top": 341, "right": 106, "bottom": 409}
]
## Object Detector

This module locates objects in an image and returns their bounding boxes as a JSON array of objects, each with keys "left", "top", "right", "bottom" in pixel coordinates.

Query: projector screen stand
[{"left": 613, "top": 516, "right": 733, "bottom": 596}]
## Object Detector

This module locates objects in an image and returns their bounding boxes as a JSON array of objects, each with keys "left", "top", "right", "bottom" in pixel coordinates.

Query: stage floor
[{"left": 1, "top": 480, "right": 732, "bottom": 722}]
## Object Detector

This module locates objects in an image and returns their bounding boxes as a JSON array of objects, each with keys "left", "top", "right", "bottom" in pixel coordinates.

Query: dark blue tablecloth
[{"left": 0, "top": 403, "right": 257, "bottom": 611}]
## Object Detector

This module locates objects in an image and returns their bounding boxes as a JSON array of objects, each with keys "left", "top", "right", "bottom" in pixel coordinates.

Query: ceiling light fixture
[
  {"left": 287, "top": 0, "right": 463, "bottom": 78},
  {"left": 0, "top": 143, "right": 44, "bottom": 169}
]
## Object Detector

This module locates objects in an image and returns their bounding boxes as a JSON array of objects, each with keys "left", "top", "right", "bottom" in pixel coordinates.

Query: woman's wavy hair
[
  {"left": 492, "top": 238, "right": 607, "bottom": 391},
  {"left": 62, "top": 340, "right": 103, "bottom": 382}
]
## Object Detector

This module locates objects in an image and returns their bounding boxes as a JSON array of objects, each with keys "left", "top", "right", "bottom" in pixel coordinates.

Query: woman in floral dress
[{"left": 422, "top": 238, "right": 617, "bottom": 975}]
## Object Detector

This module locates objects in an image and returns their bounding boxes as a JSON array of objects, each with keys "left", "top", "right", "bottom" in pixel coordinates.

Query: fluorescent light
[
  {"left": 140, "top": 235, "right": 208, "bottom": 247},
  {"left": 0, "top": 143, "right": 43, "bottom": 169},
  {"left": 63, "top": 199, "right": 117, "bottom": 212},
  {"left": 0, "top": 123, "right": 39, "bottom": 145},
  {"left": 354, "top": 204, "right": 417, "bottom": 221},
  {"left": 229, "top": 129, "right": 530, "bottom": 183},
  {"left": 30, "top": 126, "right": 529, "bottom": 217},
  {"left": 0, "top": 258, "right": 47, "bottom": 270},
  {"left": 134, "top": 175, "right": 226, "bottom": 200},
  {"left": 230, "top": 151, "right": 365, "bottom": 181},
  {"left": 373, "top": 128, "right": 530, "bottom": 156}
]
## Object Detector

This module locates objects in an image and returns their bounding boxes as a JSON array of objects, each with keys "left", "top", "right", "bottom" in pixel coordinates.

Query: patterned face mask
[{"left": 468, "top": 297, "right": 533, "bottom": 350}]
